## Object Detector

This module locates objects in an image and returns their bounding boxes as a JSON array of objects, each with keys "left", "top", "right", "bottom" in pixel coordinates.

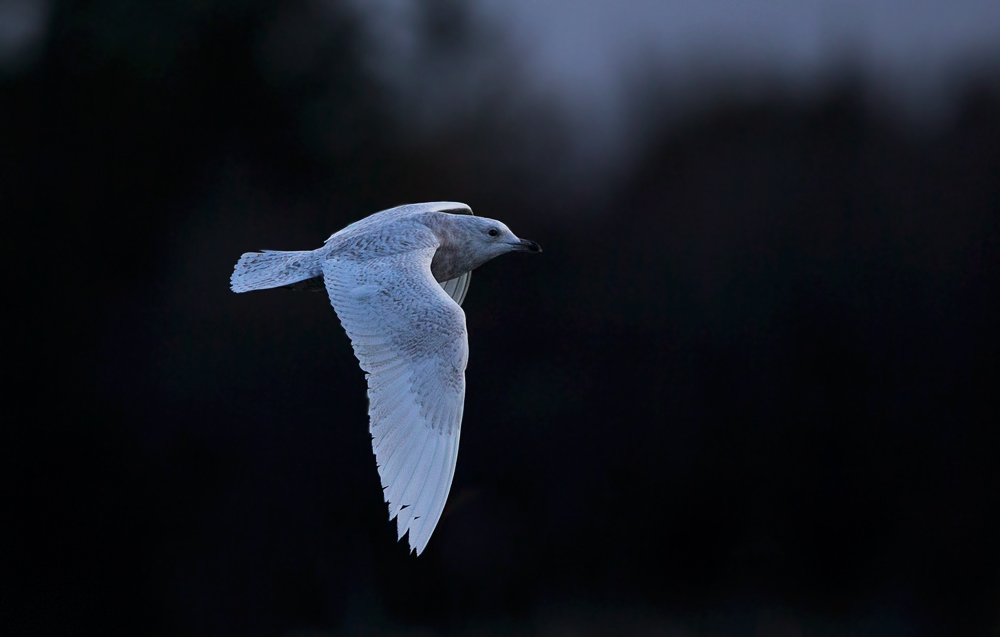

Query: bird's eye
[{"left": 487, "top": 229, "right": 499, "bottom": 237}]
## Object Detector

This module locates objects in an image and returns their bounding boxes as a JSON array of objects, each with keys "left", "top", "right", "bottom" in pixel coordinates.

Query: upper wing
[{"left": 323, "top": 242, "right": 468, "bottom": 555}]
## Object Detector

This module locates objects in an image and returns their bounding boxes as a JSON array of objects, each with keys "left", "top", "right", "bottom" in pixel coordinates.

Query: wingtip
[{"left": 410, "top": 535, "right": 426, "bottom": 556}]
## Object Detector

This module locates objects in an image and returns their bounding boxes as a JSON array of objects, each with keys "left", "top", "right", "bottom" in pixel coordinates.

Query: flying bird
[{"left": 231, "top": 202, "right": 541, "bottom": 554}]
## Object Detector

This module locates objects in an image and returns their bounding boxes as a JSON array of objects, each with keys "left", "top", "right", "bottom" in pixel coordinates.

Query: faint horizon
[{"left": 4, "top": 0, "right": 1000, "bottom": 179}]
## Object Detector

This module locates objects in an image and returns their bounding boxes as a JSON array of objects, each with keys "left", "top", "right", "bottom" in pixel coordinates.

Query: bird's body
[{"left": 231, "top": 202, "right": 540, "bottom": 554}]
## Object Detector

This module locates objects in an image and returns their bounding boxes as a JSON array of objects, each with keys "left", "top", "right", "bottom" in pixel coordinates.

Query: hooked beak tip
[{"left": 517, "top": 239, "right": 542, "bottom": 253}]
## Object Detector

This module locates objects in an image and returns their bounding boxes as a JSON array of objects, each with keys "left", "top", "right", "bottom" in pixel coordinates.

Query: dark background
[{"left": 3, "top": 0, "right": 999, "bottom": 634}]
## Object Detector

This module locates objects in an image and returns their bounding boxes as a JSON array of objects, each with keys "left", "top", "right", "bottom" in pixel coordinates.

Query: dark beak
[{"left": 514, "top": 238, "right": 542, "bottom": 253}]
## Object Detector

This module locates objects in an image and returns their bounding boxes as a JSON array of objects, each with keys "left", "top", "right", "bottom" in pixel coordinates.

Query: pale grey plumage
[{"left": 231, "top": 202, "right": 540, "bottom": 554}]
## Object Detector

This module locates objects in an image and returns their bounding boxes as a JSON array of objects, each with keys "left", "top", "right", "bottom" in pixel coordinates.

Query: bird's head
[
  {"left": 461, "top": 216, "right": 542, "bottom": 259},
  {"left": 424, "top": 208, "right": 542, "bottom": 281}
]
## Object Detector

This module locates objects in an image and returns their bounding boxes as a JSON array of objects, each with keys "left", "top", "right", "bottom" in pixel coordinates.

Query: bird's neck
[
  {"left": 430, "top": 244, "right": 477, "bottom": 282},
  {"left": 420, "top": 212, "right": 491, "bottom": 282}
]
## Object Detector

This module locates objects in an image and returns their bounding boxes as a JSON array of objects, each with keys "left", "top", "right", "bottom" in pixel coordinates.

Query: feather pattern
[{"left": 322, "top": 222, "right": 468, "bottom": 555}]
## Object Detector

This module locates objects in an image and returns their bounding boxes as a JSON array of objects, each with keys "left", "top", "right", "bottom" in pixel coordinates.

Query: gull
[{"left": 231, "top": 202, "right": 541, "bottom": 554}]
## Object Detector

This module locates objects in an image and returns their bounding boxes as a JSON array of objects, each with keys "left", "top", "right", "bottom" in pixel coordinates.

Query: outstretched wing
[{"left": 323, "top": 242, "right": 468, "bottom": 555}]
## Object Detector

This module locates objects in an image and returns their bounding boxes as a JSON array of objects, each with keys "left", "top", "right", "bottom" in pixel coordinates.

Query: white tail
[{"left": 230, "top": 250, "right": 320, "bottom": 293}]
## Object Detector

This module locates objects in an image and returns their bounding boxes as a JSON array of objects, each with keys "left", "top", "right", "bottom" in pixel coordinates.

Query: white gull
[{"left": 231, "top": 202, "right": 541, "bottom": 554}]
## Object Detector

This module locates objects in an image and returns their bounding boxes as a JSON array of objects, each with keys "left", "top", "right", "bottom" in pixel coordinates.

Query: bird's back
[
  {"left": 323, "top": 202, "right": 472, "bottom": 253},
  {"left": 232, "top": 203, "right": 471, "bottom": 294}
]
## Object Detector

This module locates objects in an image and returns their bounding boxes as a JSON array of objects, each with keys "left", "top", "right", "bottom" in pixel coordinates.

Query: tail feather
[{"left": 230, "top": 249, "right": 321, "bottom": 293}]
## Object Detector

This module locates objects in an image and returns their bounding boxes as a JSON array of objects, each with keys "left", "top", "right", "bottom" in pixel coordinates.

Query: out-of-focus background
[{"left": 3, "top": 0, "right": 999, "bottom": 634}]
